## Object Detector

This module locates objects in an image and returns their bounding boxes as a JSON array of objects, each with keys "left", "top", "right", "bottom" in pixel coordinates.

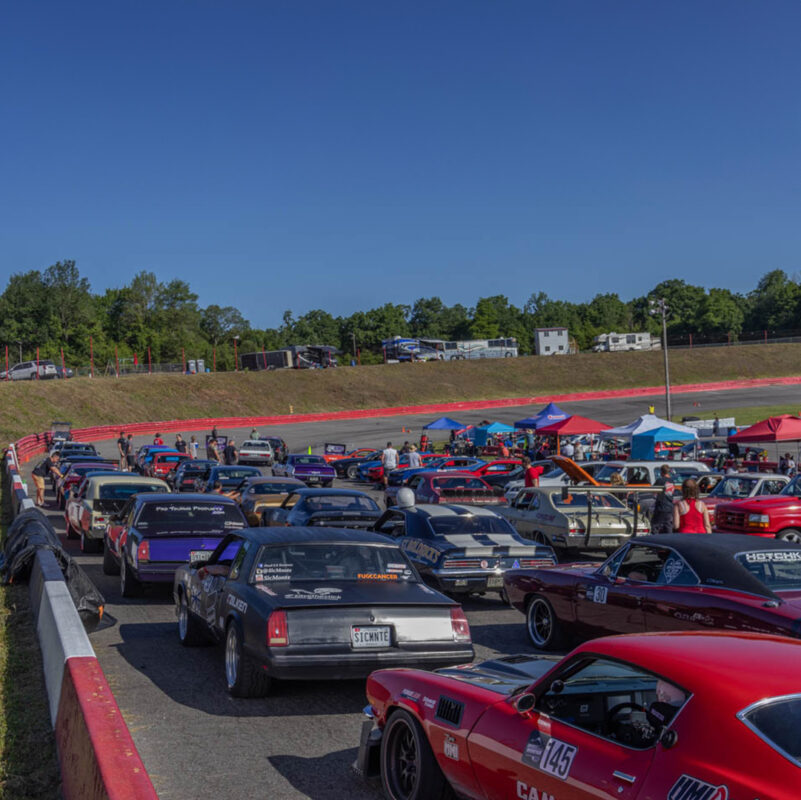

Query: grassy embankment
[
  {"left": 0, "top": 343, "right": 799, "bottom": 443},
  {"left": 0, "top": 482, "right": 60, "bottom": 799}
]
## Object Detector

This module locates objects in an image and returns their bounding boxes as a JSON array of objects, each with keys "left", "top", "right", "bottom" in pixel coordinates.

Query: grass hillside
[{"left": 1, "top": 343, "right": 799, "bottom": 442}]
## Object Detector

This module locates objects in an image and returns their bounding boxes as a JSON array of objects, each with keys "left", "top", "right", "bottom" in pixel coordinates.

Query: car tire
[
  {"left": 177, "top": 590, "right": 207, "bottom": 646},
  {"left": 346, "top": 464, "right": 359, "bottom": 480},
  {"left": 102, "top": 541, "right": 120, "bottom": 575},
  {"left": 65, "top": 519, "right": 78, "bottom": 540},
  {"left": 224, "top": 621, "right": 270, "bottom": 698},
  {"left": 80, "top": 529, "right": 101, "bottom": 554},
  {"left": 777, "top": 528, "right": 801, "bottom": 543},
  {"left": 380, "top": 709, "right": 453, "bottom": 800},
  {"left": 525, "top": 595, "right": 565, "bottom": 651},
  {"left": 532, "top": 531, "right": 549, "bottom": 546},
  {"left": 120, "top": 556, "right": 143, "bottom": 598}
]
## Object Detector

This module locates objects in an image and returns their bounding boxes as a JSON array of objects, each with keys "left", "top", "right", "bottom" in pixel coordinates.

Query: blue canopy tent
[
  {"left": 423, "top": 416, "right": 465, "bottom": 431},
  {"left": 630, "top": 425, "right": 697, "bottom": 460},
  {"left": 514, "top": 402, "right": 570, "bottom": 430},
  {"left": 474, "top": 421, "right": 516, "bottom": 447}
]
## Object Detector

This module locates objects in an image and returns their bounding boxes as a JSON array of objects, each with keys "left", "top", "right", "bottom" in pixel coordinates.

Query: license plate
[
  {"left": 600, "top": 538, "right": 619, "bottom": 547},
  {"left": 351, "top": 626, "right": 391, "bottom": 649},
  {"left": 487, "top": 575, "right": 504, "bottom": 588},
  {"left": 307, "top": 476, "right": 320, "bottom": 483},
  {"left": 190, "top": 550, "right": 213, "bottom": 562}
]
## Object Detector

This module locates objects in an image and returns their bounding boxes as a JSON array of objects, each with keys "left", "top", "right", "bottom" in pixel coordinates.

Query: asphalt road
[{"left": 26, "top": 384, "right": 799, "bottom": 799}]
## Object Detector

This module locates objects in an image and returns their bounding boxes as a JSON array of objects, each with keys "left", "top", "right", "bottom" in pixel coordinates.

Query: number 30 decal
[{"left": 538, "top": 737, "right": 577, "bottom": 780}]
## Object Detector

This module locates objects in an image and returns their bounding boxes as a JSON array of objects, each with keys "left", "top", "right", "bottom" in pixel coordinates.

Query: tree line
[{"left": 0, "top": 261, "right": 797, "bottom": 369}]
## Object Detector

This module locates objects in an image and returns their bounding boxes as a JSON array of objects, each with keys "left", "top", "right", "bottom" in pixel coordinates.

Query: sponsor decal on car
[
  {"left": 668, "top": 775, "right": 728, "bottom": 800},
  {"left": 742, "top": 550, "right": 801, "bottom": 563},
  {"left": 662, "top": 556, "right": 685, "bottom": 583},
  {"left": 402, "top": 538, "right": 442, "bottom": 565},
  {"left": 422, "top": 696, "right": 436, "bottom": 709},
  {"left": 588, "top": 585, "right": 608, "bottom": 604},
  {"left": 523, "top": 731, "right": 576, "bottom": 781},
  {"left": 227, "top": 594, "right": 247, "bottom": 614},
  {"left": 400, "top": 689, "right": 420, "bottom": 701},
  {"left": 516, "top": 781, "right": 555, "bottom": 800},
  {"left": 284, "top": 587, "right": 342, "bottom": 601},
  {"left": 443, "top": 735, "right": 458, "bottom": 760},
  {"left": 358, "top": 573, "right": 399, "bottom": 581}
]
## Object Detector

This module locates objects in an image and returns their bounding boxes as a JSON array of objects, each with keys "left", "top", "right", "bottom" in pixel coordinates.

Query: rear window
[
  {"left": 135, "top": 502, "right": 246, "bottom": 532},
  {"left": 99, "top": 483, "right": 164, "bottom": 500},
  {"left": 429, "top": 515, "right": 516, "bottom": 536},
  {"left": 736, "top": 550, "right": 801, "bottom": 591},
  {"left": 301, "top": 495, "right": 380, "bottom": 513},
  {"left": 215, "top": 468, "right": 259, "bottom": 480},
  {"left": 432, "top": 477, "right": 487, "bottom": 490},
  {"left": 248, "top": 482, "right": 298, "bottom": 494},
  {"left": 739, "top": 695, "right": 801, "bottom": 765},
  {"left": 553, "top": 492, "right": 625, "bottom": 509},
  {"left": 293, "top": 456, "right": 325, "bottom": 465},
  {"left": 158, "top": 454, "right": 187, "bottom": 463},
  {"left": 72, "top": 464, "right": 116, "bottom": 476},
  {"left": 243, "top": 441, "right": 271, "bottom": 450},
  {"left": 251, "top": 544, "right": 417, "bottom": 583}
]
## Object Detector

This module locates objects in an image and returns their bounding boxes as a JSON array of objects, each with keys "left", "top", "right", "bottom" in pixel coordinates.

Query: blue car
[{"left": 196, "top": 465, "right": 263, "bottom": 492}]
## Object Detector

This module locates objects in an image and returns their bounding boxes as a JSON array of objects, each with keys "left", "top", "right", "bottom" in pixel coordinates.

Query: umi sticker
[{"left": 668, "top": 775, "right": 728, "bottom": 800}]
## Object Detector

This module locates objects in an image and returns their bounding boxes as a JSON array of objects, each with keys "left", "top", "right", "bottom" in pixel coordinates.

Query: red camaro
[{"left": 359, "top": 631, "right": 801, "bottom": 800}]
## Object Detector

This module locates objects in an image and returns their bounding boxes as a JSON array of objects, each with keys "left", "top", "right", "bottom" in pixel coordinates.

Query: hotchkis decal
[
  {"left": 284, "top": 587, "right": 342, "bottom": 601},
  {"left": 668, "top": 775, "right": 728, "bottom": 800},
  {"left": 742, "top": 550, "right": 801, "bottom": 563},
  {"left": 516, "top": 781, "right": 555, "bottom": 800},
  {"left": 226, "top": 594, "right": 247, "bottom": 614}
]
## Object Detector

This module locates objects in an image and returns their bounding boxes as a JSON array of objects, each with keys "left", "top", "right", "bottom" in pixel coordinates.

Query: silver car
[{"left": 0, "top": 360, "right": 58, "bottom": 380}]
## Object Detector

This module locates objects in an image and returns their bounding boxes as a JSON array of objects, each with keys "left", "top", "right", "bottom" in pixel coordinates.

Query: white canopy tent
[{"left": 598, "top": 414, "right": 699, "bottom": 441}]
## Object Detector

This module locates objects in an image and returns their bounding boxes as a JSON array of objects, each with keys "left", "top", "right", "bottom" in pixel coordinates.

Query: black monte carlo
[{"left": 173, "top": 527, "right": 475, "bottom": 697}]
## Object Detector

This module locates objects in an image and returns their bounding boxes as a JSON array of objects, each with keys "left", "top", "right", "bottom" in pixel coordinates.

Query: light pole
[
  {"left": 15, "top": 340, "right": 22, "bottom": 363},
  {"left": 649, "top": 298, "right": 671, "bottom": 420},
  {"left": 233, "top": 335, "right": 240, "bottom": 372},
  {"left": 350, "top": 332, "right": 357, "bottom": 360}
]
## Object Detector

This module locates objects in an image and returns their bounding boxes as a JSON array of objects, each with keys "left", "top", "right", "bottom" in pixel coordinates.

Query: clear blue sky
[{"left": 2, "top": 1, "right": 800, "bottom": 327}]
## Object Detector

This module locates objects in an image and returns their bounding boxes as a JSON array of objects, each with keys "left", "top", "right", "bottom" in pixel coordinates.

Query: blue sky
[{"left": 2, "top": 1, "right": 800, "bottom": 327}]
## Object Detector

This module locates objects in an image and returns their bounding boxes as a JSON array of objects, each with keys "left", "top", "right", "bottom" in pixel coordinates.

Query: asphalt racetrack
[{"left": 28, "top": 383, "right": 799, "bottom": 799}]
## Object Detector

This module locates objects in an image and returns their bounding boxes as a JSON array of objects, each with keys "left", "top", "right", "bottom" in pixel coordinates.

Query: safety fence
[{"left": 3, "top": 448, "right": 159, "bottom": 800}]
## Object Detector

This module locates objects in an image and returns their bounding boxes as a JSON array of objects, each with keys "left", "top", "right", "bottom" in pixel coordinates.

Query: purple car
[
  {"left": 102, "top": 492, "right": 248, "bottom": 597},
  {"left": 272, "top": 454, "right": 335, "bottom": 487}
]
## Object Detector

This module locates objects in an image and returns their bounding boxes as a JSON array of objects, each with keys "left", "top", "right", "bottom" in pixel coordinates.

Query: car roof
[
  {"left": 236, "top": 526, "right": 395, "bottom": 546},
  {"left": 242, "top": 475, "right": 303, "bottom": 485},
  {"left": 291, "top": 488, "right": 372, "bottom": 498},
  {"left": 405, "top": 503, "right": 503, "bottom": 519},
  {"left": 211, "top": 465, "right": 260, "bottom": 472},
  {"left": 581, "top": 632, "right": 801, "bottom": 705},
  {"left": 135, "top": 492, "right": 237, "bottom": 505},
  {"left": 86, "top": 474, "right": 167, "bottom": 485},
  {"left": 624, "top": 533, "right": 801, "bottom": 598},
  {"left": 718, "top": 472, "right": 788, "bottom": 480}
]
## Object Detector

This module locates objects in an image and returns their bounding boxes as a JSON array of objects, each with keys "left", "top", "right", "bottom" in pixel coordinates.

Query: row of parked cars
[{"left": 49, "top": 436, "right": 801, "bottom": 800}]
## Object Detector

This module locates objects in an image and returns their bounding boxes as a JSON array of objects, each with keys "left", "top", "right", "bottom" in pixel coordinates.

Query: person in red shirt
[
  {"left": 153, "top": 433, "right": 164, "bottom": 445},
  {"left": 522, "top": 456, "right": 544, "bottom": 487}
]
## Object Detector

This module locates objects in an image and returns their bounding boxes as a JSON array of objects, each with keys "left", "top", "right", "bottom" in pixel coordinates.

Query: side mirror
[
  {"left": 548, "top": 679, "right": 565, "bottom": 694},
  {"left": 660, "top": 729, "right": 678, "bottom": 749},
  {"left": 515, "top": 693, "right": 536, "bottom": 714}
]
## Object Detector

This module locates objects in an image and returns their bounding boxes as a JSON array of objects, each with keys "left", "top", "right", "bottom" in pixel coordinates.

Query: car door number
[{"left": 538, "top": 737, "right": 577, "bottom": 780}]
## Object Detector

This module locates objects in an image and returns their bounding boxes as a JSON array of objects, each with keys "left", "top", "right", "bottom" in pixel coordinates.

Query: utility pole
[
  {"left": 15, "top": 340, "right": 22, "bottom": 363},
  {"left": 649, "top": 298, "right": 671, "bottom": 420},
  {"left": 351, "top": 332, "right": 357, "bottom": 360},
  {"left": 233, "top": 335, "right": 240, "bottom": 372}
]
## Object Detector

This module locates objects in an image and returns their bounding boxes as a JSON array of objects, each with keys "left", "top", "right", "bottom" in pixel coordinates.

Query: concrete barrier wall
[{"left": 5, "top": 444, "right": 159, "bottom": 799}]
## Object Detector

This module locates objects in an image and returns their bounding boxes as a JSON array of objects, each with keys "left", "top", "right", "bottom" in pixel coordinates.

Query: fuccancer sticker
[{"left": 358, "top": 572, "right": 399, "bottom": 581}]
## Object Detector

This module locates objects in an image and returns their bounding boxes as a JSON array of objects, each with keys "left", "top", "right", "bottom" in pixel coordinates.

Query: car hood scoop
[{"left": 434, "top": 654, "right": 561, "bottom": 695}]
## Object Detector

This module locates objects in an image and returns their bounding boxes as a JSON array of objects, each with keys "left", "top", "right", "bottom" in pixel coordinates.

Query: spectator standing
[
  {"left": 125, "top": 434, "right": 136, "bottom": 471},
  {"left": 189, "top": 435, "right": 199, "bottom": 459},
  {"left": 786, "top": 454, "right": 797, "bottom": 477},
  {"left": 211, "top": 425, "right": 219, "bottom": 441},
  {"left": 381, "top": 442, "right": 399, "bottom": 487},
  {"left": 522, "top": 457, "right": 544, "bottom": 487},
  {"left": 673, "top": 479, "right": 712, "bottom": 533},
  {"left": 562, "top": 440, "right": 575, "bottom": 459},
  {"left": 651, "top": 464, "right": 676, "bottom": 534},
  {"left": 174, "top": 434, "right": 187, "bottom": 454},
  {"left": 407, "top": 445, "right": 422, "bottom": 469},
  {"left": 500, "top": 441, "right": 510, "bottom": 458},
  {"left": 712, "top": 414, "right": 720, "bottom": 436},
  {"left": 31, "top": 452, "right": 63, "bottom": 507},
  {"left": 224, "top": 438, "right": 238, "bottom": 465},
  {"left": 117, "top": 430, "right": 129, "bottom": 471},
  {"left": 208, "top": 437, "right": 221, "bottom": 463},
  {"left": 419, "top": 433, "right": 430, "bottom": 453},
  {"left": 401, "top": 441, "right": 411, "bottom": 454},
  {"left": 153, "top": 432, "right": 164, "bottom": 446},
  {"left": 250, "top": 428, "right": 259, "bottom": 440},
  {"left": 573, "top": 442, "right": 585, "bottom": 461}
]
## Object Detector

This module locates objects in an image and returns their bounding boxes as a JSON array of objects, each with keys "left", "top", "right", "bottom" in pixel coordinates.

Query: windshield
[
  {"left": 251, "top": 544, "right": 418, "bottom": 583},
  {"left": 740, "top": 695, "right": 801, "bottom": 765},
  {"left": 540, "top": 467, "right": 565, "bottom": 480},
  {"left": 594, "top": 465, "right": 630, "bottom": 481},
  {"left": 301, "top": 495, "right": 380, "bottom": 513},
  {"left": 293, "top": 456, "right": 325, "bottom": 465},
  {"left": 214, "top": 468, "right": 259, "bottom": 480},
  {"left": 429, "top": 515, "right": 516, "bottom": 536},
  {"left": 135, "top": 502, "right": 245, "bottom": 532},
  {"left": 710, "top": 477, "right": 759, "bottom": 498},
  {"left": 71, "top": 464, "right": 116, "bottom": 476},
  {"left": 99, "top": 483, "right": 164, "bottom": 500},
  {"left": 553, "top": 492, "right": 625, "bottom": 509},
  {"left": 781, "top": 476, "right": 801, "bottom": 496},
  {"left": 736, "top": 550, "right": 801, "bottom": 591}
]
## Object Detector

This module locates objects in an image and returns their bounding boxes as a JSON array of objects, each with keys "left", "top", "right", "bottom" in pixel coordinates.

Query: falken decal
[
  {"left": 226, "top": 594, "right": 247, "bottom": 614},
  {"left": 668, "top": 775, "right": 728, "bottom": 800}
]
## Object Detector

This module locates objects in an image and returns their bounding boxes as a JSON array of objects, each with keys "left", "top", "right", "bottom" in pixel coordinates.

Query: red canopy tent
[
  {"left": 536, "top": 415, "right": 611, "bottom": 455},
  {"left": 728, "top": 415, "right": 801, "bottom": 443}
]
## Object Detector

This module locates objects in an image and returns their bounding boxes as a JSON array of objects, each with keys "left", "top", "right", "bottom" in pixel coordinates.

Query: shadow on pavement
[
  {"left": 112, "top": 622, "right": 369, "bottom": 717},
  {"left": 269, "top": 749, "right": 382, "bottom": 800}
]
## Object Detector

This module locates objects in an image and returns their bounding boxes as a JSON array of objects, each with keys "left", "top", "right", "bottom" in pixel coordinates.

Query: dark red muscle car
[
  {"left": 358, "top": 631, "right": 801, "bottom": 800},
  {"left": 503, "top": 533, "right": 801, "bottom": 649}
]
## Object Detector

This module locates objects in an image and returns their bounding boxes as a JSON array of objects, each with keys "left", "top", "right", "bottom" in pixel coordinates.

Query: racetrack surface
[{"left": 26, "top": 384, "right": 797, "bottom": 799}]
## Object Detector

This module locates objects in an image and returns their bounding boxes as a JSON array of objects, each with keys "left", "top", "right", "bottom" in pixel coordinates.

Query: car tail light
[
  {"left": 267, "top": 610, "right": 289, "bottom": 647},
  {"left": 137, "top": 541, "right": 150, "bottom": 563},
  {"left": 450, "top": 607, "right": 471, "bottom": 643}
]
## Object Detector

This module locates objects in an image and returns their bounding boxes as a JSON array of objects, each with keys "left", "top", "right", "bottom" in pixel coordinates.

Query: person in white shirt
[
  {"left": 562, "top": 441, "right": 575, "bottom": 458},
  {"left": 407, "top": 445, "right": 422, "bottom": 469},
  {"left": 381, "top": 442, "right": 399, "bottom": 487}
]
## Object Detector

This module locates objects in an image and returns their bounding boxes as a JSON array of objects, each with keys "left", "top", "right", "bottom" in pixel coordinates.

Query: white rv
[{"left": 592, "top": 332, "right": 661, "bottom": 352}]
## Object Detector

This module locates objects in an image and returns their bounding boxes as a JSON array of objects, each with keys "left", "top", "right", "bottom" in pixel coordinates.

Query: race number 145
[{"left": 539, "top": 738, "right": 577, "bottom": 780}]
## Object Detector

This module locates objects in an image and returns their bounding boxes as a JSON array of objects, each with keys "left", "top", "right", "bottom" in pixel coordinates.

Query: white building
[
  {"left": 534, "top": 327, "right": 569, "bottom": 356},
  {"left": 591, "top": 332, "right": 661, "bottom": 352}
]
